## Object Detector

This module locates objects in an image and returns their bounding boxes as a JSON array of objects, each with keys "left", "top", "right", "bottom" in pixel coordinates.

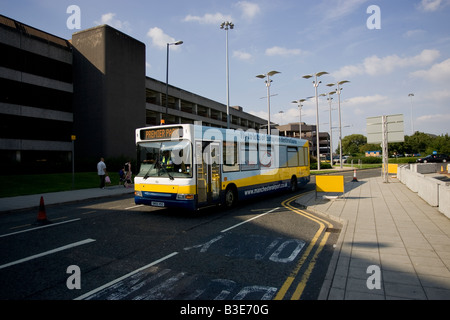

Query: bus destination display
[{"left": 140, "top": 127, "right": 183, "bottom": 140}]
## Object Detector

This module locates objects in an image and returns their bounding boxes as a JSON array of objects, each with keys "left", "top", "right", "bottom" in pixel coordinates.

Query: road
[{"left": 0, "top": 168, "right": 379, "bottom": 304}]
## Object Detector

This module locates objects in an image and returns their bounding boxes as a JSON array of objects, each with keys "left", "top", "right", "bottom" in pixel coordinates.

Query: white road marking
[
  {"left": 125, "top": 205, "right": 144, "bottom": 210},
  {"left": 0, "top": 238, "right": 95, "bottom": 270},
  {"left": 220, "top": 207, "right": 279, "bottom": 233},
  {"left": 74, "top": 251, "right": 179, "bottom": 300},
  {"left": 0, "top": 219, "right": 81, "bottom": 238}
]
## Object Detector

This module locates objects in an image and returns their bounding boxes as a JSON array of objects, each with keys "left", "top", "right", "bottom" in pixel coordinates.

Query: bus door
[{"left": 195, "top": 141, "right": 221, "bottom": 206}]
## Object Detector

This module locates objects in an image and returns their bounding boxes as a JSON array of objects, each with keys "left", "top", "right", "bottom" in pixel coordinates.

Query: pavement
[
  {"left": 298, "top": 175, "right": 450, "bottom": 300},
  {"left": 0, "top": 184, "right": 134, "bottom": 213},
  {"left": 1, "top": 175, "right": 449, "bottom": 300}
]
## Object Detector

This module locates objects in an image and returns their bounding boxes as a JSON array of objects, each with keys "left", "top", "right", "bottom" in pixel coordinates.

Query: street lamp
[
  {"left": 408, "top": 93, "right": 414, "bottom": 135},
  {"left": 256, "top": 71, "right": 281, "bottom": 134},
  {"left": 165, "top": 40, "right": 183, "bottom": 121},
  {"left": 220, "top": 21, "right": 234, "bottom": 129},
  {"left": 320, "top": 91, "right": 336, "bottom": 166},
  {"left": 327, "top": 80, "right": 349, "bottom": 169},
  {"left": 303, "top": 71, "right": 328, "bottom": 170},
  {"left": 278, "top": 111, "right": 285, "bottom": 125},
  {"left": 291, "top": 98, "right": 309, "bottom": 138}
]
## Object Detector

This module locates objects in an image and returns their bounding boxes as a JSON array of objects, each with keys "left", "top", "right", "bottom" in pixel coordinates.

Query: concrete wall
[
  {"left": 411, "top": 163, "right": 438, "bottom": 174},
  {"left": 439, "top": 184, "right": 450, "bottom": 218},
  {"left": 398, "top": 164, "right": 450, "bottom": 219},
  {"left": 72, "top": 25, "right": 146, "bottom": 160},
  {"left": 417, "top": 176, "right": 444, "bottom": 207}
]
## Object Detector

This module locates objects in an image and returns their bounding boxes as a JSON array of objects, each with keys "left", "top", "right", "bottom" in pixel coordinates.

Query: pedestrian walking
[
  {"left": 97, "top": 157, "right": 107, "bottom": 189},
  {"left": 124, "top": 160, "right": 133, "bottom": 188}
]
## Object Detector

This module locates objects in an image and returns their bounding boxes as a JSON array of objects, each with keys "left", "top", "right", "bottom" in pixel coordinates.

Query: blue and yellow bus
[{"left": 134, "top": 124, "right": 310, "bottom": 210}]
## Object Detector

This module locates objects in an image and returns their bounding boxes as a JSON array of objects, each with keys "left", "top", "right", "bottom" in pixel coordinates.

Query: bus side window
[
  {"left": 288, "top": 146, "right": 299, "bottom": 167},
  {"left": 298, "top": 147, "right": 309, "bottom": 166},
  {"left": 241, "top": 141, "right": 259, "bottom": 171},
  {"left": 223, "top": 141, "right": 239, "bottom": 172},
  {"left": 279, "top": 145, "right": 287, "bottom": 168}
]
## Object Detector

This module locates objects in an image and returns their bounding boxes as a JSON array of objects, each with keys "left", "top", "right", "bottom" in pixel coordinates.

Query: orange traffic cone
[
  {"left": 36, "top": 196, "right": 50, "bottom": 225},
  {"left": 352, "top": 169, "right": 358, "bottom": 182}
]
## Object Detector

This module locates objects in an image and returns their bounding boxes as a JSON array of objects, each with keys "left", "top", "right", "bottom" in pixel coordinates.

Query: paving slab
[{"left": 298, "top": 176, "right": 450, "bottom": 300}]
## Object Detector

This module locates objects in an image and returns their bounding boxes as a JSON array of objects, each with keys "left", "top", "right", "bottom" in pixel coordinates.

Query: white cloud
[
  {"left": 265, "top": 46, "right": 303, "bottom": 57},
  {"left": 346, "top": 94, "right": 388, "bottom": 106},
  {"left": 332, "top": 65, "right": 362, "bottom": 79},
  {"left": 235, "top": 1, "right": 261, "bottom": 19},
  {"left": 333, "top": 49, "right": 440, "bottom": 78},
  {"left": 248, "top": 110, "right": 268, "bottom": 121},
  {"left": 183, "top": 13, "right": 232, "bottom": 24},
  {"left": 147, "top": 27, "right": 179, "bottom": 50},
  {"left": 424, "top": 89, "right": 450, "bottom": 101},
  {"left": 95, "top": 13, "right": 131, "bottom": 32},
  {"left": 418, "top": 0, "right": 444, "bottom": 11},
  {"left": 417, "top": 113, "right": 450, "bottom": 123},
  {"left": 319, "top": 0, "right": 368, "bottom": 21},
  {"left": 337, "top": 95, "right": 389, "bottom": 117},
  {"left": 233, "top": 50, "right": 252, "bottom": 60},
  {"left": 410, "top": 58, "right": 450, "bottom": 82},
  {"left": 403, "top": 29, "right": 426, "bottom": 38}
]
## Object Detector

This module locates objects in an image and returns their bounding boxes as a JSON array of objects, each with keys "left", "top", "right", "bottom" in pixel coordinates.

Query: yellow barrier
[
  {"left": 382, "top": 163, "right": 398, "bottom": 175},
  {"left": 315, "top": 175, "right": 344, "bottom": 199}
]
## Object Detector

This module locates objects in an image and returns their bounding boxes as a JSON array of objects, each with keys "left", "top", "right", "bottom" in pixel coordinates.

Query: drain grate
[{"left": 325, "top": 228, "right": 341, "bottom": 233}]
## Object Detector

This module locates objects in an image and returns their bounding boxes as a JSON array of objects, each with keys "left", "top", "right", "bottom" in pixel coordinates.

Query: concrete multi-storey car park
[
  {"left": 0, "top": 15, "right": 74, "bottom": 172},
  {"left": 0, "top": 15, "right": 268, "bottom": 173},
  {"left": 0, "top": 14, "right": 331, "bottom": 173}
]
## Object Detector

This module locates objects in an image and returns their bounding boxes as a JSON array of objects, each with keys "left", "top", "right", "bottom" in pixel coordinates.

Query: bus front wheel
[
  {"left": 224, "top": 186, "right": 237, "bottom": 208},
  {"left": 290, "top": 176, "right": 298, "bottom": 192}
]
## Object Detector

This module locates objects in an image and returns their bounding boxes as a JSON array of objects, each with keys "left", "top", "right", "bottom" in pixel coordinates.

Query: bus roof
[{"left": 136, "top": 124, "right": 309, "bottom": 147}]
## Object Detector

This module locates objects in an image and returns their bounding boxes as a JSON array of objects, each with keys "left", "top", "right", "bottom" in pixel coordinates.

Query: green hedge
[
  {"left": 346, "top": 156, "right": 382, "bottom": 164},
  {"left": 346, "top": 156, "right": 420, "bottom": 164},
  {"left": 310, "top": 162, "right": 332, "bottom": 170}
]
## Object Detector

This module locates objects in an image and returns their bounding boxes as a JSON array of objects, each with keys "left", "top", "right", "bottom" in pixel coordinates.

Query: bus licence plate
[{"left": 151, "top": 201, "right": 165, "bottom": 207}]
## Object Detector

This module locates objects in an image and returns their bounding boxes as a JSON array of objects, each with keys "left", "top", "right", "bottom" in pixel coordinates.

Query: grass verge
[{"left": 0, "top": 172, "right": 122, "bottom": 198}]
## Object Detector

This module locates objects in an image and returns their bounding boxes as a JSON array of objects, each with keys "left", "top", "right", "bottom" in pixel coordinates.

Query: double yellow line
[{"left": 274, "top": 192, "right": 334, "bottom": 300}]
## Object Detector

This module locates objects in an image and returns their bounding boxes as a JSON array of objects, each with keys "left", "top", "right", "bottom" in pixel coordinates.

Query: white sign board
[{"left": 366, "top": 114, "right": 404, "bottom": 144}]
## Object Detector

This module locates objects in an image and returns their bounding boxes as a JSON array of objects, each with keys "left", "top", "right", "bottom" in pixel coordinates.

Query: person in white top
[{"left": 97, "top": 157, "right": 107, "bottom": 189}]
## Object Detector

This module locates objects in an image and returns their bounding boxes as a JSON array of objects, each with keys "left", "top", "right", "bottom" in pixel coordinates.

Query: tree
[
  {"left": 359, "top": 143, "right": 382, "bottom": 154},
  {"left": 341, "top": 134, "right": 367, "bottom": 155},
  {"left": 403, "top": 132, "right": 432, "bottom": 154},
  {"left": 342, "top": 131, "right": 449, "bottom": 157},
  {"left": 428, "top": 134, "right": 450, "bottom": 154}
]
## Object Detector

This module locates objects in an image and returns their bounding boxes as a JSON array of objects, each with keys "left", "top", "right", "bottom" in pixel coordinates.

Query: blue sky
[{"left": 2, "top": 0, "right": 450, "bottom": 148}]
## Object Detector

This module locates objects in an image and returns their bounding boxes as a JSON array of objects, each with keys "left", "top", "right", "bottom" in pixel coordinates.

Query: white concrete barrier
[
  {"left": 405, "top": 170, "right": 424, "bottom": 193},
  {"left": 410, "top": 163, "right": 439, "bottom": 174},
  {"left": 418, "top": 176, "right": 444, "bottom": 207},
  {"left": 439, "top": 184, "right": 450, "bottom": 219},
  {"left": 397, "top": 164, "right": 450, "bottom": 217}
]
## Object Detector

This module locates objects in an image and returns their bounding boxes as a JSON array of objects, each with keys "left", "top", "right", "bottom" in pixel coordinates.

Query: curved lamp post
[
  {"left": 320, "top": 91, "right": 336, "bottom": 166},
  {"left": 220, "top": 21, "right": 234, "bottom": 129},
  {"left": 256, "top": 71, "right": 281, "bottom": 134},
  {"left": 291, "top": 98, "right": 309, "bottom": 138},
  {"left": 408, "top": 93, "right": 414, "bottom": 135},
  {"left": 165, "top": 40, "right": 183, "bottom": 121},
  {"left": 326, "top": 80, "right": 350, "bottom": 169},
  {"left": 303, "top": 71, "right": 328, "bottom": 170}
]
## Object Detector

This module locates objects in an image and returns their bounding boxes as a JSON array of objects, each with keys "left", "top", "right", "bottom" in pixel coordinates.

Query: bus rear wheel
[{"left": 224, "top": 186, "right": 237, "bottom": 208}]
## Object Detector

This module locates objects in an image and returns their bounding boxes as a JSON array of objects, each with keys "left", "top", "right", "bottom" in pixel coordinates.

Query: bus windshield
[{"left": 137, "top": 140, "right": 192, "bottom": 179}]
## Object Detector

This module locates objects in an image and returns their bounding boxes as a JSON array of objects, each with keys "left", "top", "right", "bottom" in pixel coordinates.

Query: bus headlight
[
  {"left": 176, "top": 194, "right": 194, "bottom": 200},
  {"left": 135, "top": 190, "right": 142, "bottom": 197}
]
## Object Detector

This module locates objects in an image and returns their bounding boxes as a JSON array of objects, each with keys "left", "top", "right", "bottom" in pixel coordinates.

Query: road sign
[
  {"left": 366, "top": 114, "right": 404, "bottom": 183},
  {"left": 366, "top": 114, "right": 404, "bottom": 144}
]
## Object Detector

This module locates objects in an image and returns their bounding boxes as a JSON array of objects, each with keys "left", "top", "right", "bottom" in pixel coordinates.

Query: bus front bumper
[{"left": 134, "top": 191, "right": 197, "bottom": 210}]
